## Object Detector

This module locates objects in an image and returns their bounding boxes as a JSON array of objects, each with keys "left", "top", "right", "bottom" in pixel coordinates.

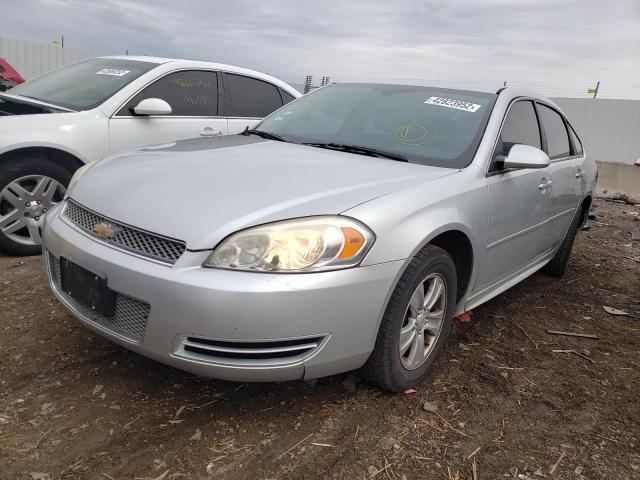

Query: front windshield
[
  {"left": 8, "top": 58, "right": 157, "bottom": 110},
  {"left": 257, "top": 83, "right": 496, "bottom": 168}
]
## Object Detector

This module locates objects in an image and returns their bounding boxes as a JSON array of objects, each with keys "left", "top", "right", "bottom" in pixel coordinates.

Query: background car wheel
[
  {"left": 363, "top": 244, "right": 457, "bottom": 392},
  {"left": 541, "top": 207, "right": 583, "bottom": 278},
  {"left": 0, "top": 157, "right": 71, "bottom": 256}
]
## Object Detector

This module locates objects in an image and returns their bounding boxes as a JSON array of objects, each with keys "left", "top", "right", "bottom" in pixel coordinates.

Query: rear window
[
  {"left": 223, "top": 73, "right": 283, "bottom": 117},
  {"left": 280, "top": 89, "right": 296, "bottom": 104},
  {"left": 538, "top": 104, "right": 571, "bottom": 160},
  {"left": 568, "top": 124, "right": 583, "bottom": 155}
]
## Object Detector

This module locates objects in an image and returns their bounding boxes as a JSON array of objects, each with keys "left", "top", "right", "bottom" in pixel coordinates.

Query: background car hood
[
  {"left": 69, "top": 136, "right": 457, "bottom": 250},
  {"left": 0, "top": 94, "right": 68, "bottom": 115}
]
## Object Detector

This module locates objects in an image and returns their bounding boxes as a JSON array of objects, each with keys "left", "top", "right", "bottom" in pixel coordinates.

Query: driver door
[
  {"left": 108, "top": 70, "right": 227, "bottom": 153},
  {"left": 476, "top": 100, "right": 551, "bottom": 289}
]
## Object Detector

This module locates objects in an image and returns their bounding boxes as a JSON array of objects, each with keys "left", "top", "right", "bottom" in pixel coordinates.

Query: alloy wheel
[
  {"left": 399, "top": 273, "right": 447, "bottom": 370},
  {"left": 0, "top": 175, "right": 66, "bottom": 246}
]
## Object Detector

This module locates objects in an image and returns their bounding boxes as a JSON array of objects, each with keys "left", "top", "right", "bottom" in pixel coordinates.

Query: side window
[
  {"left": 280, "top": 89, "right": 296, "bottom": 105},
  {"left": 538, "top": 104, "right": 571, "bottom": 159},
  {"left": 223, "top": 73, "right": 283, "bottom": 117},
  {"left": 494, "top": 100, "right": 541, "bottom": 163},
  {"left": 568, "top": 124, "right": 583, "bottom": 156},
  {"left": 118, "top": 70, "right": 218, "bottom": 116}
]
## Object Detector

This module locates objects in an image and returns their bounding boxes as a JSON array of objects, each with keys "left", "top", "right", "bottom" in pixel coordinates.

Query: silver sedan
[{"left": 42, "top": 83, "right": 596, "bottom": 392}]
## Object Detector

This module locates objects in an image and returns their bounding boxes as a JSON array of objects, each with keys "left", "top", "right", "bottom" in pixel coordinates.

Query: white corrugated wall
[
  {"left": 0, "top": 37, "right": 92, "bottom": 80},
  {"left": 552, "top": 97, "right": 640, "bottom": 165}
]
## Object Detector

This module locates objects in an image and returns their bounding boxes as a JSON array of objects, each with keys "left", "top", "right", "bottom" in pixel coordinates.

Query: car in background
[
  {"left": 0, "top": 58, "right": 25, "bottom": 91},
  {"left": 0, "top": 56, "right": 300, "bottom": 255},
  {"left": 42, "top": 83, "right": 596, "bottom": 392}
]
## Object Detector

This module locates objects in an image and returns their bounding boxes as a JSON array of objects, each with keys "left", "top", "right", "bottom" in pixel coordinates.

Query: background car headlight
[{"left": 203, "top": 216, "right": 374, "bottom": 272}]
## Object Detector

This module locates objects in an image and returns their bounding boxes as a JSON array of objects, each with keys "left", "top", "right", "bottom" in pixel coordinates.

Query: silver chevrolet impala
[{"left": 42, "top": 83, "right": 596, "bottom": 392}]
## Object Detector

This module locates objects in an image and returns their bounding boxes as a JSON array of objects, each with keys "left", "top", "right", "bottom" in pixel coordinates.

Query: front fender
[
  {"left": 0, "top": 140, "right": 90, "bottom": 165},
  {"left": 343, "top": 168, "right": 488, "bottom": 301},
  {"left": 0, "top": 110, "right": 108, "bottom": 163}
]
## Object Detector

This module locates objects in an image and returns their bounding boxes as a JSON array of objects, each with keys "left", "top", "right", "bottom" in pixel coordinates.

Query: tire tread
[
  {"left": 362, "top": 245, "right": 454, "bottom": 392},
  {"left": 541, "top": 208, "right": 582, "bottom": 277}
]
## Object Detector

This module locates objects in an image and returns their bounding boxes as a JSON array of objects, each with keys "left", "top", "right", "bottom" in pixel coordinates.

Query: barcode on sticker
[
  {"left": 425, "top": 97, "right": 481, "bottom": 112},
  {"left": 96, "top": 69, "right": 130, "bottom": 77}
]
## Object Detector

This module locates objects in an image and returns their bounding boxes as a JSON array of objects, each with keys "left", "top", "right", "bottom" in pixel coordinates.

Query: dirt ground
[{"left": 1, "top": 199, "right": 639, "bottom": 480}]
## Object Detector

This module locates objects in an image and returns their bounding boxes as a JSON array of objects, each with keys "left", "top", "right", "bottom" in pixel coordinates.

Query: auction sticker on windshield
[
  {"left": 96, "top": 69, "right": 130, "bottom": 77},
  {"left": 425, "top": 96, "right": 481, "bottom": 113}
]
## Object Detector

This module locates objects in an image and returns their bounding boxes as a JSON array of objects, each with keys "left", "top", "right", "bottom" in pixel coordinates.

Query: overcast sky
[{"left": 2, "top": 0, "right": 639, "bottom": 98}]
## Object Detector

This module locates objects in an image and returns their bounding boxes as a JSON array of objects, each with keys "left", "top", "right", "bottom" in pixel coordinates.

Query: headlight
[
  {"left": 204, "top": 216, "right": 374, "bottom": 272},
  {"left": 66, "top": 160, "right": 98, "bottom": 193}
]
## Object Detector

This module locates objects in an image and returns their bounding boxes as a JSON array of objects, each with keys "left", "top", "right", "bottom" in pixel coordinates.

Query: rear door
[
  {"left": 222, "top": 73, "right": 288, "bottom": 134},
  {"left": 108, "top": 70, "right": 227, "bottom": 153},
  {"left": 477, "top": 99, "right": 551, "bottom": 288},
  {"left": 537, "top": 103, "right": 585, "bottom": 252}
]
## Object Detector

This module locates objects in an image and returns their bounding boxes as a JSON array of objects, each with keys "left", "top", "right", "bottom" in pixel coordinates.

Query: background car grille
[
  {"left": 48, "top": 253, "right": 150, "bottom": 342},
  {"left": 63, "top": 200, "right": 186, "bottom": 264},
  {"left": 178, "top": 336, "right": 325, "bottom": 365}
]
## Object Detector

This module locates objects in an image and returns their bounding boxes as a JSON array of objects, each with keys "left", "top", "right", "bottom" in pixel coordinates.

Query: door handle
[
  {"left": 538, "top": 179, "right": 552, "bottom": 190},
  {"left": 200, "top": 127, "right": 222, "bottom": 137},
  {"left": 575, "top": 170, "right": 584, "bottom": 179}
]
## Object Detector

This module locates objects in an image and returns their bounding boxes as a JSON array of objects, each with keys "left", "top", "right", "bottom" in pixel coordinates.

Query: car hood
[
  {"left": 69, "top": 135, "right": 457, "bottom": 250},
  {"left": 0, "top": 94, "right": 69, "bottom": 116}
]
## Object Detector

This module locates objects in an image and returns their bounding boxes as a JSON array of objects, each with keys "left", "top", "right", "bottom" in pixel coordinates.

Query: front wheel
[
  {"left": 0, "top": 158, "right": 71, "bottom": 256},
  {"left": 363, "top": 245, "right": 457, "bottom": 392}
]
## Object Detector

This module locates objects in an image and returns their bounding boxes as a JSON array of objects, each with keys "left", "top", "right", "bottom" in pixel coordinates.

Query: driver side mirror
[
  {"left": 132, "top": 98, "right": 172, "bottom": 116},
  {"left": 503, "top": 144, "right": 550, "bottom": 170}
]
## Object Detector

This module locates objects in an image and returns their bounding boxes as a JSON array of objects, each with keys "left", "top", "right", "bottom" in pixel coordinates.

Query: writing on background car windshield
[
  {"left": 424, "top": 96, "right": 481, "bottom": 113},
  {"left": 172, "top": 77, "right": 214, "bottom": 88},
  {"left": 96, "top": 69, "right": 130, "bottom": 77}
]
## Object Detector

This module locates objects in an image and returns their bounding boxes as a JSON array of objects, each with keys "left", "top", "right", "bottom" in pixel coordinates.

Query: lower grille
[
  {"left": 180, "top": 336, "right": 325, "bottom": 364},
  {"left": 48, "top": 253, "right": 150, "bottom": 342}
]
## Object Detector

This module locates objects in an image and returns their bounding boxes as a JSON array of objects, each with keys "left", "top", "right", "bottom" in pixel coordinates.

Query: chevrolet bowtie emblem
[{"left": 93, "top": 222, "right": 118, "bottom": 239}]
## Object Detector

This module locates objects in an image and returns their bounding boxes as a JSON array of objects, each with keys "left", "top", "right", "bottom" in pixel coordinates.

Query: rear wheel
[
  {"left": 541, "top": 207, "right": 583, "bottom": 278},
  {"left": 0, "top": 157, "right": 71, "bottom": 256},
  {"left": 363, "top": 245, "right": 457, "bottom": 392}
]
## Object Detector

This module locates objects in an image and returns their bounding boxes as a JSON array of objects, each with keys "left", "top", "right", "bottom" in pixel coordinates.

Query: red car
[{"left": 0, "top": 58, "right": 25, "bottom": 91}]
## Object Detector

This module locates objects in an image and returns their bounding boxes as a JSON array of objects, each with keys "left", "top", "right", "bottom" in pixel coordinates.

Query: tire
[
  {"left": 363, "top": 245, "right": 457, "bottom": 392},
  {"left": 540, "top": 207, "right": 583, "bottom": 278},
  {"left": 0, "top": 156, "right": 73, "bottom": 256}
]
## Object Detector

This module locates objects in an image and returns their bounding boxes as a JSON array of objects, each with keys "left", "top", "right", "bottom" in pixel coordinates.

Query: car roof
[
  {"left": 497, "top": 86, "right": 558, "bottom": 109},
  {"left": 331, "top": 82, "right": 557, "bottom": 109},
  {"left": 336, "top": 81, "right": 497, "bottom": 96},
  {"left": 99, "top": 56, "right": 300, "bottom": 95},
  {"left": 100, "top": 55, "right": 175, "bottom": 64}
]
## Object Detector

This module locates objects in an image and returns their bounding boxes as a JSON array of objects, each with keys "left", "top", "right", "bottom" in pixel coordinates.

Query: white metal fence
[
  {"left": 0, "top": 37, "right": 92, "bottom": 80},
  {"left": 552, "top": 98, "right": 640, "bottom": 165}
]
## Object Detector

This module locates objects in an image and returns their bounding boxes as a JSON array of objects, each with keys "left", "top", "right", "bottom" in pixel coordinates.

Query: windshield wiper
[
  {"left": 303, "top": 142, "right": 408, "bottom": 162},
  {"left": 243, "top": 128, "right": 287, "bottom": 142},
  {"left": 16, "top": 94, "right": 42, "bottom": 102}
]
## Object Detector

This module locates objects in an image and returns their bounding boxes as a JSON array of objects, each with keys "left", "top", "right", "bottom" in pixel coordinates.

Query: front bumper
[{"left": 42, "top": 203, "right": 405, "bottom": 381}]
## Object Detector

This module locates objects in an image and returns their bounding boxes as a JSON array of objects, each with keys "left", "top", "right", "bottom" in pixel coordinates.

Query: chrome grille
[
  {"left": 63, "top": 200, "right": 186, "bottom": 264},
  {"left": 48, "top": 253, "right": 150, "bottom": 342}
]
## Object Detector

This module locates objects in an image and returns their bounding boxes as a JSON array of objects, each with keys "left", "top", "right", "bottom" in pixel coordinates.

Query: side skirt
[{"left": 459, "top": 249, "right": 556, "bottom": 314}]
